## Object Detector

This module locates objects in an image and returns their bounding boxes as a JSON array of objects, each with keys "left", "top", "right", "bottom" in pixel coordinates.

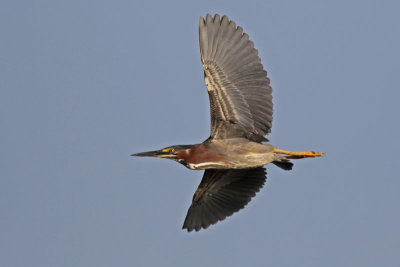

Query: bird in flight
[{"left": 133, "top": 14, "right": 323, "bottom": 232}]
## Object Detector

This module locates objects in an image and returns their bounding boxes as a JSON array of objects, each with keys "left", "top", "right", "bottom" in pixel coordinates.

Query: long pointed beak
[
  {"left": 131, "top": 150, "right": 164, "bottom": 157},
  {"left": 131, "top": 149, "right": 176, "bottom": 159}
]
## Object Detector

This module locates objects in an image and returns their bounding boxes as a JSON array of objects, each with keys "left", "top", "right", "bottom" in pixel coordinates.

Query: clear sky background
[{"left": 1, "top": 1, "right": 399, "bottom": 266}]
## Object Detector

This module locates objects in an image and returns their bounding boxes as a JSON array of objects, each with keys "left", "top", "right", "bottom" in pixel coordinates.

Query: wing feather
[
  {"left": 199, "top": 14, "right": 273, "bottom": 142},
  {"left": 182, "top": 167, "right": 266, "bottom": 232}
]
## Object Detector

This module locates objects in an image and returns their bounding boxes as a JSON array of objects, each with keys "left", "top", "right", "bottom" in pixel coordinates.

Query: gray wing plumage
[
  {"left": 182, "top": 167, "right": 266, "bottom": 232},
  {"left": 199, "top": 14, "right": 273, "bottom": 142}
]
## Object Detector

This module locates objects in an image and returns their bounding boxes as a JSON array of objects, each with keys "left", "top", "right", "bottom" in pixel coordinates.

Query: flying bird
[{"left": 132, "top": 14, "right": 323, "bottom": 232}]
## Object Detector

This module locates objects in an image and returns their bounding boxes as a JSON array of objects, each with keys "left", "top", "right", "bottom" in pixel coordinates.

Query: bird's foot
[{"left": 273, "top": 148, "right": 324, "bottom": 159}]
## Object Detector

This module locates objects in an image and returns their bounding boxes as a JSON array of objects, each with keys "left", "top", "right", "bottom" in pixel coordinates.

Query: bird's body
[
  {"left": 133, "top": 14, "right": 323, "bottom": 232},
  {"left": 176, "top": 139, "right": 277, "bottom": 170}
]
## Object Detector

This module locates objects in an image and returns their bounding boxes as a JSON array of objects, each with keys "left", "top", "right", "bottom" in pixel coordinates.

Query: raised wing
[
  {"left": 199, "top": 14, "right": 273, "bottom": 142},
  {"left": 182, "top": 167, "right": 266, "bottom": 232}
]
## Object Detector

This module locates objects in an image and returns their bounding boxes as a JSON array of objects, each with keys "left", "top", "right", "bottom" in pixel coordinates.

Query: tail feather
[{"left": 272, "top": 159, "right": 293, "bottom": 171}]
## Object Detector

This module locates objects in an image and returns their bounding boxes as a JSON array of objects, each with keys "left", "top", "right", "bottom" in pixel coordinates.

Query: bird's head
[{"left": 131, "top": 144, "right": 195, "bottom": 164}]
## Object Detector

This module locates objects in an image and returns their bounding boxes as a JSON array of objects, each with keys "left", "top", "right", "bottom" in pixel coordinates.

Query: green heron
[{"left": 133, "top": 14, "right": 323, "bottom": 232}]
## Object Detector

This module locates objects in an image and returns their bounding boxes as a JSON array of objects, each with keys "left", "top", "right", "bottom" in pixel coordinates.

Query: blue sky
[{"left": 1, "top": 1, "right": 399, "bottom": 266}]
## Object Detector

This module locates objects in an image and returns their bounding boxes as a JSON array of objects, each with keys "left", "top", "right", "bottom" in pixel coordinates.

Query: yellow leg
[{"left": 273, "top": 148, "right": 324, "bottom": 159}]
